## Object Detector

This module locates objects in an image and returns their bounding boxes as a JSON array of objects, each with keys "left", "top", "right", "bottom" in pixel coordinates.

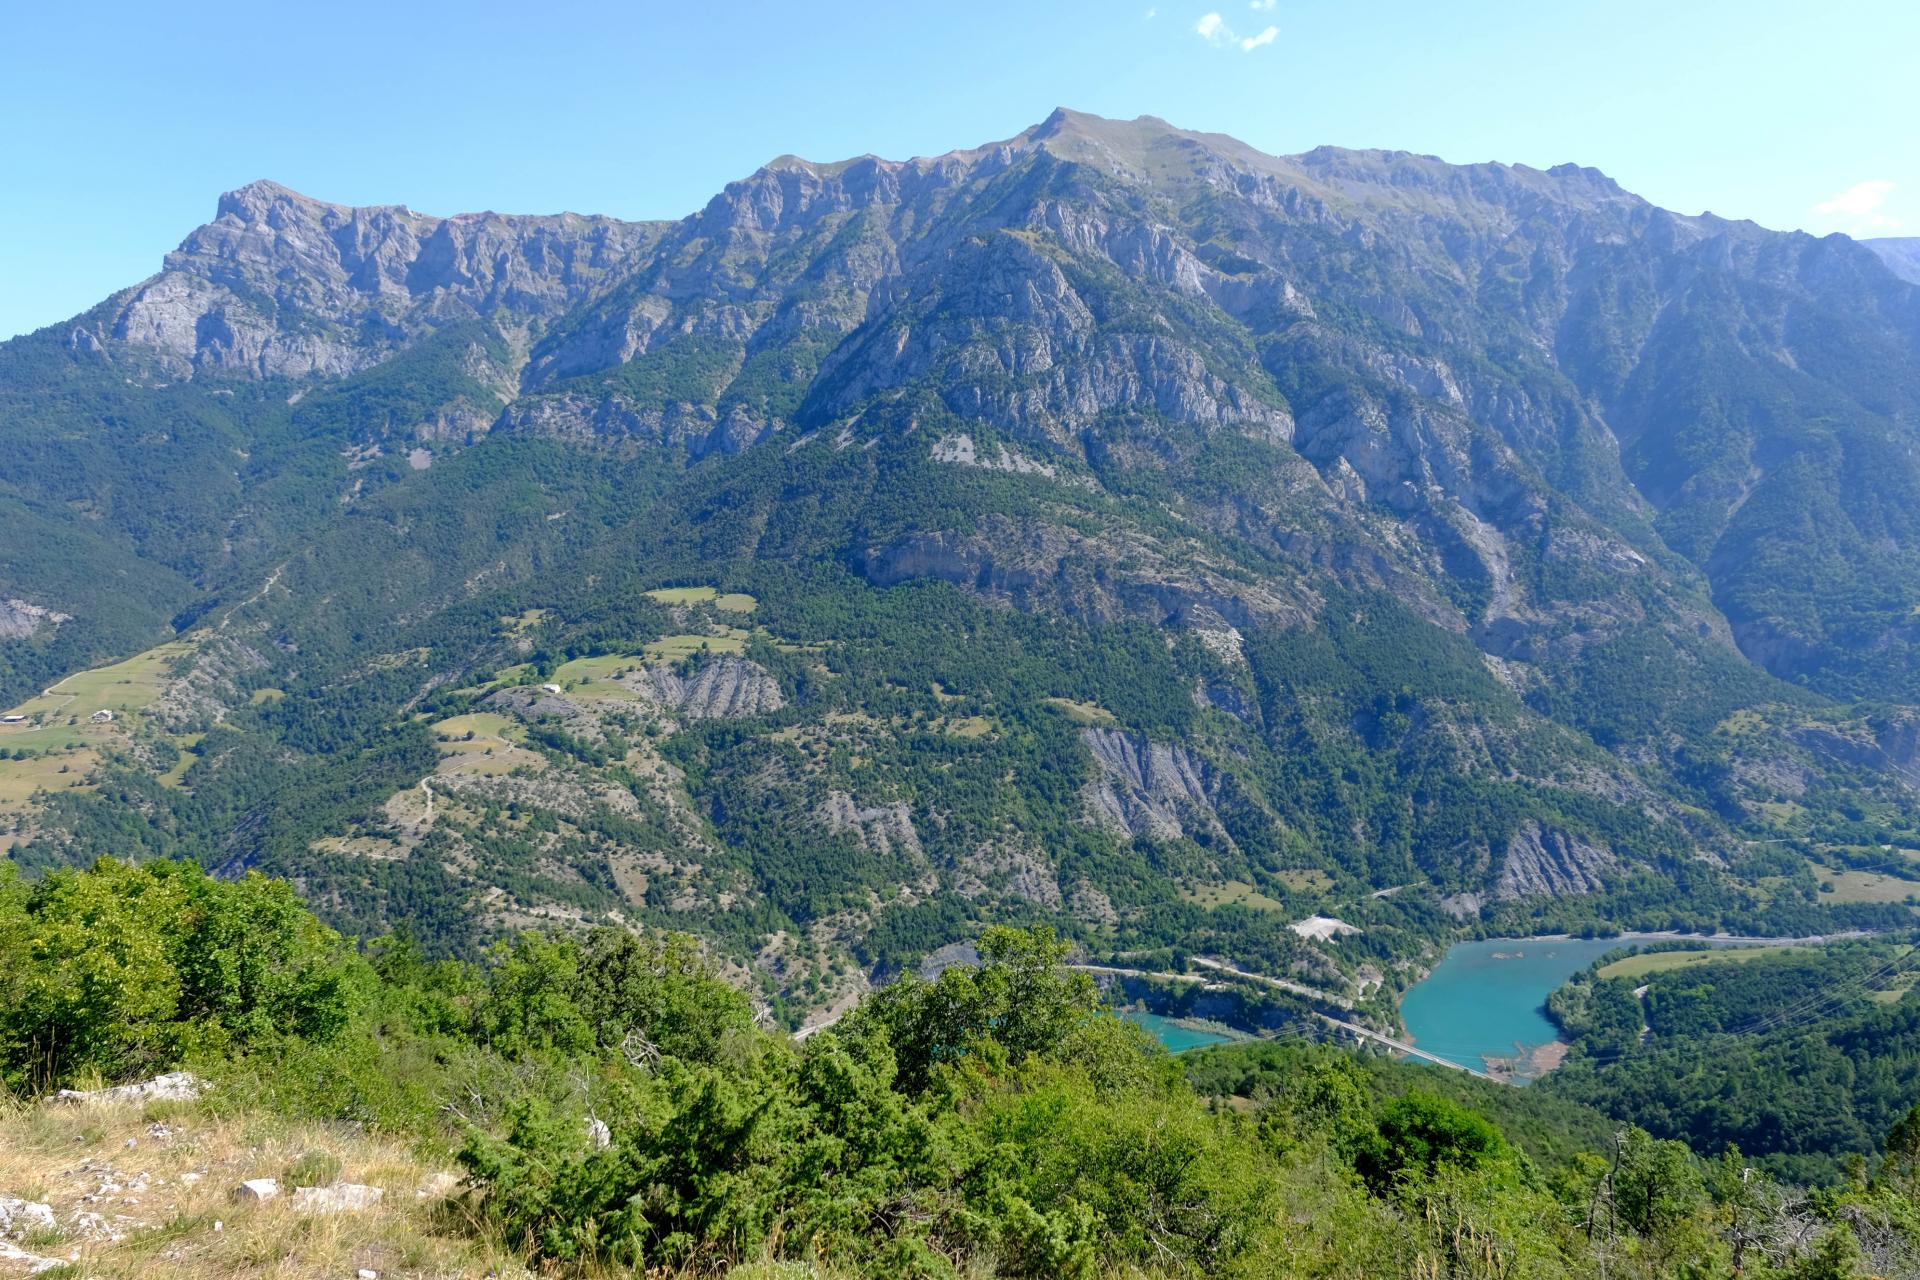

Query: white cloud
[
  {"left": 1195, "top": 9, "right": 1278, "bottom": 50},
  {"left": 1250, "top": 0, "right": 1276, "bottom": 9},
  {"left": 1812, "top": 179, "right": 1901, "bottom": 232},
  {"left": 1144, "top": 6, "right": 1157, "bottom": 16}
]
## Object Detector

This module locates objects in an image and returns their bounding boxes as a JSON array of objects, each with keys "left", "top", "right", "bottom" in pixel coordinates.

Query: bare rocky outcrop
[
  {"left": 1790, "top": 714, "right": 1920, "bottom": 794},
  {"left": 109, "top": 180, "right": 661, "bottom": 378},
  {"left": 820, "top": 790, "right": 922, "bottom": 857},
  {"left": 629, "top": 656, "right": 784, "bottom": 719},
  {"left": 0, "top": 598, "right": 69, "bottom": 641},
  {"left": 1079, "top": 727, "right": 1226, "bottom": 844},
  {"left": 954, "top": 838, "right": 1063, "bottom": 908},
  {"left": 930, "top": 433, "right": 1059, "bottom": 478},
  {"left": 1067, "top": 879, "right": 1119, "bottom": 925},
  {"left": 153, "top": 635, "right": 271, "bottom": 727},
  {"left": 1495, "top": 821, "right": 1613, "bottom": 901},
  {"left": 1195, "top": 678, "right": 1258, "bottom": 724},
  {"left": 0, "top": 1198, "right": 56, "bottom": 1239},
  {"left": 860, "top": 514, "right": 1311, "bottom": 630},
  {"left": 54, "top": 1072, "right": 210, "bottom": 1106},
  {"left": 484, "top": 684, "right": 603, "bottom": 735}
]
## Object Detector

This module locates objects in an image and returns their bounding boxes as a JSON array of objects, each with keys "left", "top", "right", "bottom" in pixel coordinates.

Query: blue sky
[{"left": 3, "top": 0, "right": 1915, "bottom": 340}]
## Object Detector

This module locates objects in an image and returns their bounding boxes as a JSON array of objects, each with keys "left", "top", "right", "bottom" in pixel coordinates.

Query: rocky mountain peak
[
  {"left": 211, "top": 178, "right": 405, "bottom": 226},
  {"left": 106, "top": 180, "right": 662, "bottom": 379}
]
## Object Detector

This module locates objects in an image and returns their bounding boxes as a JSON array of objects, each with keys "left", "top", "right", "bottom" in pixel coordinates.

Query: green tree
[
  {"left": 1355, "top": 1092, "right": 1512, "bottom": 1194},
  {"left": 0, "top": 858, "right": 360, "bottom": 1091},
  {"left": 844, "top": 925, "right": 1100, "bottom": 1095}
]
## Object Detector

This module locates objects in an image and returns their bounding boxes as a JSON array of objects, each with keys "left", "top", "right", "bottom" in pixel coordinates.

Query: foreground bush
[
  {"left": 0, "top": 857, "right": 363, "bottom": 1092},
  {"left": 7, "top": 858, "right": 1920, "bottom": 1277}
]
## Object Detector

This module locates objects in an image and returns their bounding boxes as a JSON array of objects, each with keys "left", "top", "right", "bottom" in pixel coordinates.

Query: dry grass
[
  {"left": 0, "top": 749, "right": 97, "bottom": 809},
  {"left": 5, "top": 642, "right": 193, "bottom": 725},
  {"left": 548, "top": 654, "right": 644, "bottom": 684},
  {"left": 1596, "top": 945, "right": 1807, "bottom": 981},
  {"left": 496, "top": 609, "right": 548, "bottom": 637},
  {"left": 0, "top": 1094, "right": 530, "bottom": 1279},
  {"left": 429, "top": 714, "right": 539, "bottom": 779},
  {"left": 645, "top": 586, "right": 719, "bottom": 605},
  {"left": 0, "top": 639, "right": 199, "bottom": 814},
  {"left": 1815, "top": 866, "right": 1920, "bottom": 905},
  {"left": 156, "top": 735, "right": 205, "bottom": 790},
  {"left": 1041, "top": 698, "right": 1117, "bottom": 726},
  {"left": 643, "top": 634, "right": 747, "bottom": 661}
]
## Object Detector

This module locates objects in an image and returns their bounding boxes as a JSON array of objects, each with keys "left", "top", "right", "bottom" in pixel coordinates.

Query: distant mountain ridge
[
  {"left": 4, "top": 109, "right": 1919, "bottom": 1010},
  {"left": 1868, "top": 237, "right": 1920, "bottom": 284}
]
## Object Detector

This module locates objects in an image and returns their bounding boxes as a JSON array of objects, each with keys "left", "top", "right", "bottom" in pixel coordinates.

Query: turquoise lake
[
  {"left": 1397, "top": 937, "right": 1631, "bottom": 1081},
  {"left": 1123, "top": 1011, "right": 1237, "bottom": 1053}
]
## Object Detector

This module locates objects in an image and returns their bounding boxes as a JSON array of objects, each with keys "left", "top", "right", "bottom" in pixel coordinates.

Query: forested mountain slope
[{"left": 3, "top": 110, "right": 1919, "bottom": 1020}]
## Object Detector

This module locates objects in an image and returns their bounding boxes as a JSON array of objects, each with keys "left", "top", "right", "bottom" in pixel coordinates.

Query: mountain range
[{"left": 3, "top": 109, "right": 1918, "bottom": 1020}]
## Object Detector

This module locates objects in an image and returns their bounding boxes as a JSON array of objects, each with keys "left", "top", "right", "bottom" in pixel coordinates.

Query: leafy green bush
[
  {"left": 0, "top": 857, "right": 364, "bottom": 1092},
  {"left": 1354, "top": 1092, "right": 1514, "bottom": 1194}
]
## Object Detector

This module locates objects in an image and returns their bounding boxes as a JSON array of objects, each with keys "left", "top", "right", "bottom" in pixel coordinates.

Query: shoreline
[
  {"left": 1486, "top": 928, "right": 1874, "bottom": 947},
  {"left": 1395, "top": 930, "right": 1867, "bottom": 1084}
]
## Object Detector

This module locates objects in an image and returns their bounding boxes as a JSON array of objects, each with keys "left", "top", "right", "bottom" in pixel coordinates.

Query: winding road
[{"left": 1068, "top": 960, "right": 1492, "bottom": 1077}]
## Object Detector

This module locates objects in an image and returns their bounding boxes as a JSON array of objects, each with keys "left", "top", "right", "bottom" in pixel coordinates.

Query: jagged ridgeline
[{"left": 3, "top": 110, "right": 1920, "bottom": 1014}]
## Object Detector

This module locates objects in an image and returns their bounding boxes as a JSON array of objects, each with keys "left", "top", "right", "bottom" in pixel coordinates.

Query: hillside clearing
[
  {"left": 1815, "top": 866, "right": 1920, "bottom": 905},
  {"left": 1597, "top": 945, "right": 1809, "bottom": 980}
]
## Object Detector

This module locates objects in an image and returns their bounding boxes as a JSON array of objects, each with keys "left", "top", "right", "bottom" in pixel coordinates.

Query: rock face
[
  {"left": 1079, "top": 728, "right": 1225, "bottom": 844},
  {"left": 69, "top": 110, "right": 1920, "bottom": 705},
  {"left": 109, "top": 180, "right": 662, "bottom": 378},
  {"left": 485, "top": 684, "right": 594, "bottom": 727},
  {"left": 1496, "top": 822, "right": 1614, "bottom": 901},
  {"left": 860, "top": 516, "right": 1309, "bottom": 631},
  {"left": 634, "top": 656, "right": 784, "bottom": 719},
  {"left": 0, "top": 598, "right": 68, "bottom": 641},
  {"left": 1790, "top": 713, "right": 1920, "bottom": 794}
]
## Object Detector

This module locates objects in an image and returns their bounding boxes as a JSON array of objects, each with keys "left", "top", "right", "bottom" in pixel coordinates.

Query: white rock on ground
[
  {"left": 290, "top": 1183, "right": 383, "bottom": 1213},
  {"left": 230, "top": 1178, "right": 280, "bottom": 1203},
  {"left": 54, "top": 1071, "right": 210, "bottom": 1105},
  {"left": 0, "top": 1237, "right": 63, "bottom": 1273},
  {"left": 0, "top": 1197, "right": 56, "bottom": 1237}
]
